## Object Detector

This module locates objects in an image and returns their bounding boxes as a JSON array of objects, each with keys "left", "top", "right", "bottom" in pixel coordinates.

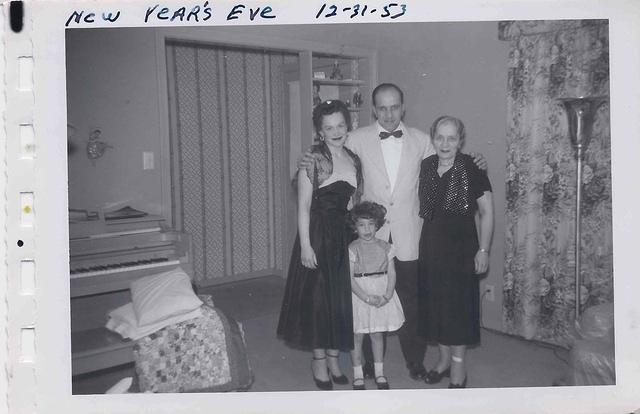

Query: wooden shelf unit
[
  {"left": 299, "top": 50, "right": 376, "bottom": 146},
  {"left": 312, "top": 78, "right": 366, "bottom": 86}
]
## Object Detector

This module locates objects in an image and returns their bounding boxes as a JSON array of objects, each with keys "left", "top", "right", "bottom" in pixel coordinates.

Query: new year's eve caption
[{"left": 65, "top": 2, "right": 408, "bottom": 26}]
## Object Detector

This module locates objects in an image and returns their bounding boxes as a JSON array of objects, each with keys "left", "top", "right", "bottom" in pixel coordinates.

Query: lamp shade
[{"left": 558, "top": 97, "right": 608, "bottom": 151}]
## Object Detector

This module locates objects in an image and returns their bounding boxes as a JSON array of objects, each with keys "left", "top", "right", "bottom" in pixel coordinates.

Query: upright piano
[{"left": 70, "top": 215, "right": 192, "bottom": 376}]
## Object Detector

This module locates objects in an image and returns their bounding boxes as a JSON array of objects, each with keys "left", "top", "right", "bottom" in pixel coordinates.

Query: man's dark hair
[{"left": 371, "top": 83, "right": 404, "bottom": 107}]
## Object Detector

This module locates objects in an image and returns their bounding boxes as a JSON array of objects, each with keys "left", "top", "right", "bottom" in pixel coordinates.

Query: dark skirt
[
  {"left": 418, "top": 214, "right": 480, "bottom": 346},
  {"left": 277, "top": 181, "right": 354, "bottom": 351}
]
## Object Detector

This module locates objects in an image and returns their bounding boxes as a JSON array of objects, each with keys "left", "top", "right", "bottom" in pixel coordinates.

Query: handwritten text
[
  {"left": 315, "top": 3, "right": 406, "bottom": 19},
  {"left": 65, "top": 10, "right": 121, "bottom": 26}
]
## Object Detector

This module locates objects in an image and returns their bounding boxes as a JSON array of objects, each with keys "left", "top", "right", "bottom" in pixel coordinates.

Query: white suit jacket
[{"left": 346, "top": 122, "right": 433, "bottom": 261}]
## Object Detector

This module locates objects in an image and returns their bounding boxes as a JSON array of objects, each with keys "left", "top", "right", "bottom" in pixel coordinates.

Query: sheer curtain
[{"left": 499, "top": 20, "right": 612, "bottom": 346}]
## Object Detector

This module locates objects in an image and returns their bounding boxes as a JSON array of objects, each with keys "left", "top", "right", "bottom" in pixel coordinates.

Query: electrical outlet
[
  {"left": 143, "top": 151, "right": 154, "bottom": 170},
  {"left": 485, "top": 284, "right": 495, "bottom": 302}
]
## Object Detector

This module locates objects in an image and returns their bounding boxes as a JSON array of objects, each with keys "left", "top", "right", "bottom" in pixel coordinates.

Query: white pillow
[
  {"left": 106, "top": 303, "right": 139, "bottom": 339},
  {"left": 106, "top": 302, "right": 202, "bottom": 340},
  {"left": 129, "top": 267, "right": 202, "bottom": 326}
]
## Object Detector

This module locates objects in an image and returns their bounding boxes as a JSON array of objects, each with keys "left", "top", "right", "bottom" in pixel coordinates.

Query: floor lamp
[{"left": 558, "top": 96, "right": 608, "bottom": 320}]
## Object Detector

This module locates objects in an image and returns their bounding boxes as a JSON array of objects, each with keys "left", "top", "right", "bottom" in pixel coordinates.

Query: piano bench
[{"left": 71, "top": 328, "right": 134, "bottom": 376}]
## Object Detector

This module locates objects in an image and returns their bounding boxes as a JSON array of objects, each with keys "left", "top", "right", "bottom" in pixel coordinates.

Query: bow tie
[{"left": 379, "top": 130, "right": 403, "bottom": 139}]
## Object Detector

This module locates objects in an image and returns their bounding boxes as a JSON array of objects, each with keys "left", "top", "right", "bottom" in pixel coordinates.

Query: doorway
[{"left": 166, "top": 40, "right": 298, "bottom": 285}]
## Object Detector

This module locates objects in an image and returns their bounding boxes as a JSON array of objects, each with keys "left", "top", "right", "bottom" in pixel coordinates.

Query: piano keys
[
  {"left": 70, "top": 223, "right": 193, "bottom": 376},
  {"left": 70, "top": 228, "right": 192, "bottom": 298},
  {"left": 71, "top": 257, "right": 175, "bottom": 278}
]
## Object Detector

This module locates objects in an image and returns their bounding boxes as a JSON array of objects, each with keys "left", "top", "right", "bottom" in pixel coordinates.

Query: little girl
[{"left": 348, "top": 201, "right": 405, "bottom": 390}]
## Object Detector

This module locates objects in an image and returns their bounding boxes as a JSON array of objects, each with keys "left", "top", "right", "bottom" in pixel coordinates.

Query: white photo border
[{"left": 4, "top": 0, "right": 640, "bottom": 413}]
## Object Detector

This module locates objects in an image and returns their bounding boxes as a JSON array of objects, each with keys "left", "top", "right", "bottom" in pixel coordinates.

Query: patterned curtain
[
  {"left": 167, "top": 41, "right": 293, "bottom": 284},
  {"left": 499, "top": 20, "right": 612, "bottom": 346}
]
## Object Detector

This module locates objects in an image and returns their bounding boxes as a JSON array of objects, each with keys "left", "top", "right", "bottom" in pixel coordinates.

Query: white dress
[{"left": 349, "top": 238, "right": 405, "bottom": 334}]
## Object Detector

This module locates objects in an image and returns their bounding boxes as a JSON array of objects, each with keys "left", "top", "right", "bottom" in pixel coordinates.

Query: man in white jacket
[{"left": 346, "top": 83, "right": 433, "bottom": 380}]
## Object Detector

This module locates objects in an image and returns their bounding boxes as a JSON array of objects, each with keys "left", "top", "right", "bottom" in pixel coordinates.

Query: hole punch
[
  {"left": 18, "top": 57, "right": 34, "bottom": 91},
  {"left": 19, "top": 124, "right": 35, "bottom": 158},
  {"left": 9, "top": 1, "right": 24, "bottom": 33},
  {"left": 20, "top": 260, "right": 35, "bottom": 295},
  {"left": 20, "top": 192, "right": 34, "bottom": 227},
  {"left": 20, "top": 327, "right": 35, "bottom": 363},
  {"left": 17, "top": 240, "right": 24, "bottom": 247}
]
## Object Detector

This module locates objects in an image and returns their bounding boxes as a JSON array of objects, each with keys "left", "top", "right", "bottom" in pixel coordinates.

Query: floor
[{"left": 73, "top": 275, "right": 571, "bottom": 394}]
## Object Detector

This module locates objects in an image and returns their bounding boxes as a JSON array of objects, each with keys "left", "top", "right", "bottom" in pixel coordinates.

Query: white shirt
[{"left": 377, "top": 122, "right": 406, "bottom": 193}]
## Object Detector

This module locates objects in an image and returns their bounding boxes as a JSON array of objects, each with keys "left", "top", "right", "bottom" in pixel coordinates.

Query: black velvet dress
[
  {"left": 417, "top": 153, "right": 491, "bottom": 346},
  {"left": 277, "top": 180, "right": 355, "bottom": 351}
]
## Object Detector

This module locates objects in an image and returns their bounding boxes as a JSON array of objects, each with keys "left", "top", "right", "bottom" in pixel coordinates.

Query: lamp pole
[{"left": 558, "top": 96, "right": 607, "bottom": 320}]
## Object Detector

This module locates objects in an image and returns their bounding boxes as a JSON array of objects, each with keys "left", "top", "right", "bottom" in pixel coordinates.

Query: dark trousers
[{"left": 363, "top": 259, "right": 427, "bottom": 371}]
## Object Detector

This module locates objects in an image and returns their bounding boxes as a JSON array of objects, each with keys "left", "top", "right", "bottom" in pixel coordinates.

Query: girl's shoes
[
  {"left": 326, "top": 352, "right": 349, "bottom": 385},
  {"left": 424, "top": 367, "right": 451, "bottom": 384},
  {"left": 312, "top": 357, "right": 333, "bottom": 391},
  {"left": 448, "top": 377, "right": 467, "bottom": 389},
  {"left": 352, "top": 378, "right": 366, "bottom": 390},
  {"left": 375, "top": 375, "right": 390, "bottom": 390}
]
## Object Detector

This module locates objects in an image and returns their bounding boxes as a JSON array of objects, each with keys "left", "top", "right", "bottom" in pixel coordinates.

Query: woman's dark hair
[
  {"left": 312, "top": 100, "right": 352, "bottom": 135},
  {"left": 292, "top": 101, "right": 362, "bottom": 195},
  {"left": 429, "top": 115, "right": 466, "bottom": 146},
  {"left": 349, "top": 201, "right": 387, "bottom": 231}
]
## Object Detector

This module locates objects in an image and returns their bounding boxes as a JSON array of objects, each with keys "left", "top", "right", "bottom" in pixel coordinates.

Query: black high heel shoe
[
  {"left": 312, "top": 357, "right": 333, "bottom": 391},
  {"left": 448, "top": 377, "right": 467, "bottom": 389},
  {"left": 331, "top": 373, "right": 349, "bottom": 385},
  {"left": 314, "top": 377, "right": 333, "bottom": 390},
  {"left": 326, "top": 352, "right": 349, "bottom": 385},
  {"left": 424, "top": 367, "right": 451, "bottom": 384}
]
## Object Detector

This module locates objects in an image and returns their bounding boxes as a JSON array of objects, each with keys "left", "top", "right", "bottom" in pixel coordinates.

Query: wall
[
  {"left": 240, "top": 22, "right": 509, "bottom": 331},
  {"left": 66, "top": 28, "right": 164, "bottom": 216},
  {"left": 65, "top": 22, "right": 509, "bottom": 331}
]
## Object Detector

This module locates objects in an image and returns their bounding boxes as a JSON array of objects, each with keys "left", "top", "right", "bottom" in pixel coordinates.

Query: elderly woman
[
  {"left": 277, "top": 100, "right": 363, "bottom": 390},
  {"left": 417, "top": 116, "right": 494, "bottom": 388}
]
